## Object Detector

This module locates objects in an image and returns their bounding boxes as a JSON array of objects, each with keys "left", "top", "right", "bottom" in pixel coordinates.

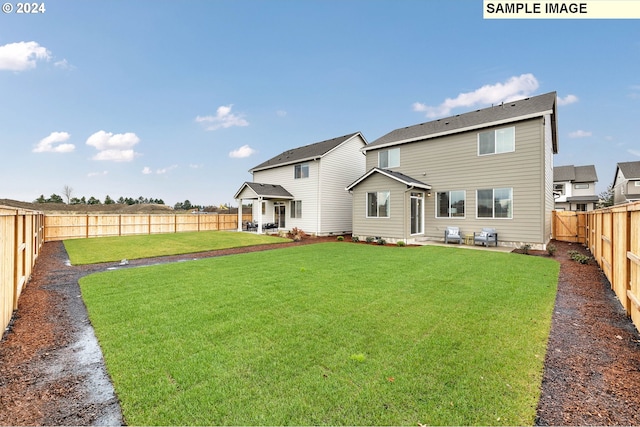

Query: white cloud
[
  {"left": 88, "top": 171, "right": 108, "bottom": 177},
  {"left": 568, "top": 130, "right": 592, "bottom": 138},
  {"left": 413, "top": 73, "right": 539, "bottom": 119},
  {"left": 189, "top": 163, "right": 203, "bottom": 169},
  {"left": 0, "top": 41, "right": 51, "bottom": 71},
  {"left": 54, "top": 59, "right": 75, "bottom": 70},
  {"left": 156, "top": 164, "right": 178, "bottom": 174},
  {"left": 143, "top": 165, "right": 178, "bottom": 174},
  {"left": 276, "top": 110, "right": 287, "bottom": 117},
  {"left": 629, "top": 149, "right": 640, "bottom": 157},
  {"left": 33, "top": 131, "right": 75, "bottom": 153},
  {"left": 558, "top": 94, "right": 579, "bottom": 106},
  {"left": 196, "top": 105, "right": 249, "bottom": 131},
  {"left": 86, "top": 130, "right": 141, "bottom": 162},
  {"left": 229, "top": 144, "right": 256, "bottom": 159}
]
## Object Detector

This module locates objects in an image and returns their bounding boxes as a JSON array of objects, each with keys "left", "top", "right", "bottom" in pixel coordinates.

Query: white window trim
[
  {"left": 366, "top": 190, "right": 391, "bottom": 218},
  {"left": 574, "top": 183, "right": 590, "bottom": 189},
  {"left": 294, "top": 163, "right": 309, "bottom": 179},
  {"left": 435, "top": 190, "right": 466, "bottom": 219},
  {"left": 410, "top": 192, "right": 424, "bottom": 235},
  {"left": 477, "top": 126, "right": 516, "bottom": 156},
  {"left": 378, "top": 148, "right": 400, "bottom": 169},
  {"left": 290, "top": 200, "right": 302, "bottom": 218},
  {"left": 476, "top": 188, "right": 513, "bottom": 219}
]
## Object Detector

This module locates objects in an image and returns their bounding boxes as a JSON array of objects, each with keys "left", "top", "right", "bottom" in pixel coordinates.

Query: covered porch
[{"left": 234, "top": 182, "right": 294, "bottom": 234}]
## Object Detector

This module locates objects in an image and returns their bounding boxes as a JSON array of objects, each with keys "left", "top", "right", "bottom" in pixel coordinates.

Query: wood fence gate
[{"left": 552, "top": 210, "right": 587, "bottom": 244}]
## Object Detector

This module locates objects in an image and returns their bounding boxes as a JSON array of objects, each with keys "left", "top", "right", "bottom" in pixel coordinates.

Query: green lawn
[
  {"left": 80, "top": 243, "right": 559, "bottom": 426},
  {"left": 64, "top": 231, "right": 290, "bottom": 264}
]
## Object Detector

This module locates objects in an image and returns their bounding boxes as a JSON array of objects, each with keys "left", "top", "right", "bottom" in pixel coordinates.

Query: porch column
[
  {"left": 236, "top": 198, "right": 242, "bottom": 232},
  {"left": 257, "top": 197, "right": 263, "bottom": 234}
]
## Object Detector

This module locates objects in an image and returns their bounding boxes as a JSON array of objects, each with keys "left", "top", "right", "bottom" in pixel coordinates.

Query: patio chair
[
  {"left": 444, "top": 226, "right": 463, "bottom": 244},
  {"left": 474, "top": 228, "right": 498, "bottom": 247}
]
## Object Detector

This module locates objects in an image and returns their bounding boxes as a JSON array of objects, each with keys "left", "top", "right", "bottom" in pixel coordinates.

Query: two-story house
[
  {"left": 346, "top": 92, "right": 558, "bottom": 249},
  {"left": 553, "top": 165, "right": 599, "bottom": 211},
  {"left": 234, "top": 132, "right": 367, "bottom": 235},
  {"left": 612, "top": 161, "right": 640, "bottom": 205}
]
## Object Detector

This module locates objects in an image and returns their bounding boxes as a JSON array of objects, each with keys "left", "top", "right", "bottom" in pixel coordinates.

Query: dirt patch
[{"left": 1, "top": 238, "right": 639, "bottom": 425}]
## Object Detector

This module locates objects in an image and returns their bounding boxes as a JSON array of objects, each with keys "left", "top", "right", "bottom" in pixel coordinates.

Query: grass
[
  {"left": 80, "top": 243, "right": 559, "bottom": 426},
  {"left": 63, "top": 231, "right": 290, "bottom": 264}
]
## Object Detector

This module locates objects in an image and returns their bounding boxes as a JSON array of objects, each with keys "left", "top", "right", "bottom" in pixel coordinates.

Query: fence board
[
  {"left": 44, "top": 213, "right": 252, "bottom": 241},
  {"left": 0, "top": 206, "right": 44, "bottom": 334},
  {"left": 554, "top": 203, "right": 640, "bottom": 333}
]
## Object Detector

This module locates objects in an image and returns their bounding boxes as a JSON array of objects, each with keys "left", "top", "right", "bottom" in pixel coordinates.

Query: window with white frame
[
  {"left": 574, "top": 183, "right": 589, "bottom": 189},
  {"left": 478, "top": 126, "right": 515, "bottom": 155},
  {"left": 290, "top": 200, "right": 302, "bottom": 218},
  {"left": 436, "top": 190, "right": 465, "bottom": 218},
  {"left": 378, "top": 148, "right": 400, "bottom": 168},
  {"left": 366, "top": 191, "right": 390, "bottom": 218},
  {"left": 554, "top": 183, "right": 565, "bottom": 195},
  {"left": 477, "top": 188, "right": 513, "bottom": 218},
  {"left": 294, "top": 163, "right": 309, "bottom": 179}
]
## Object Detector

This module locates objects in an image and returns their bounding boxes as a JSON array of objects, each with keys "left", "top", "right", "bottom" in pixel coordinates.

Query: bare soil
[{"left": 1, "top": 238, "right": 639, "bottom": 425}]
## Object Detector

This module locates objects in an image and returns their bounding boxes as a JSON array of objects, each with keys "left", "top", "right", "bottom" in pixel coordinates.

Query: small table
[{"left": 464, "top": 234, "right": 474, "bottom": 245}]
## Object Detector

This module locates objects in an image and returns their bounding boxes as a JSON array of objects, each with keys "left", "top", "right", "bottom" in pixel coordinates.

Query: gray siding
[
  {"left": 351, "top": 173, "right": 406, "bottom": 240},
  {"left": 363, "top": 117, "right": 549, "bottom": 245}
]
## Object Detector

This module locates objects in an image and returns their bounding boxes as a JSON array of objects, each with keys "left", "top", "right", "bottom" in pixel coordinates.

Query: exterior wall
[
  {"left": 543, "top": 114, "right": 555, "bottom": 245},
  {"left": 625, "top": 180, "right": 640, "bottom": 200},
  {"left": 318, "top": 135, "right": 367, "bottom": 234},
  {"left": 572, "top": 183, "right": 596, "bottom": 197},
  {"left": 351, "top": 173, "right": 406, "bottom": 240},
  {"left": 363, "top": 117, "right": 550, "bottom": 246},
  {"left": 613, "top": 169, "right": 627, "bottom": 205},
  {"left": 253, "top": 161, "right": 320, "bottom": 232}
]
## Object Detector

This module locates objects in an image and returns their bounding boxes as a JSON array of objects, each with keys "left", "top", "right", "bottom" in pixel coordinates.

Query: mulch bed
[{"left": 1, "top": 238, "right": 640, "bottom": 425}]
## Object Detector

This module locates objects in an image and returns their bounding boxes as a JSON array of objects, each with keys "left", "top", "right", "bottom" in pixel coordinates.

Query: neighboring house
[
  {"left": 612, "top": 161, "right": 640, "bottom": 205},
  {"left": 553, "top": 164, "right": 599, "bottom": 211},
  {"left": 234, "top": 132, "right": 367, "bottom": 235},
  {"left": 346, "top": 91, "right": 558, "bottom": 249}
]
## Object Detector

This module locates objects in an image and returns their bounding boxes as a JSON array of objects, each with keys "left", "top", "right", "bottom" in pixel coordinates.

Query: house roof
[
  {"left": 554, "top": 165, "right": 598, "bottom": 183},
  {"left": 566, "top": 195, "right": 599, "bottom": 203},
  {"left": 233, "top": 182, "right": 294, "bottom": 200},
  {"left": 617, "top": 161, "right": 640, "bottom": 180},
  {"left": 250, "top": 131, "right": 364, "bottom": 173},
  {"left": 346, "top": 167, "right": 431, "bottom": 191},
  {"left": 364, "top": 91, "right": 558, "bottom": 153}
]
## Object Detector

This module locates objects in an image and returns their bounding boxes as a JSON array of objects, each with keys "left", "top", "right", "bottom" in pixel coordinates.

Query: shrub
[
  {"left": 396, "top": 241, "right": 405, "bottom": 247},
  {"left": 289, "top": 227, "right": 307, "bottom": 242},
  {"left": 520, "top": 244, "right": 532, "bottom": 255},
  {"left": 336, "top": 236, "right": 344, "bottom": 241},
  {"left": 568, "top": 250, "right": 591, "bottom": 264},
  {"left": 377, "top": 238, "right": 386, "bottom": 246},
  {"left": 351, "top": 236, "right": 360, "bottom": 243},
  {"left": 365, "top": 236, "right": 375, "bottom": 243},
  {"left": 547, "top": 244, "right": 557, "bottom": 257}
]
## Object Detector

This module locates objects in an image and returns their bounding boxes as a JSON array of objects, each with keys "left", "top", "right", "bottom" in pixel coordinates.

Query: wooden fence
[
  {"left": 0, "top": 206, "right": 45, "bottom": 334},
  {"left": 552, "top": 202, "right": 640, "bottom": 332},
  {"left": 552, "top": 210, "right": 587, "bottom": 244},
  {"left": 44, "top": 213, "right": 252, "bottom": 241}
]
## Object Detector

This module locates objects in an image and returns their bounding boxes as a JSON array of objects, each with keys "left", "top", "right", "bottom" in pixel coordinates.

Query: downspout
[{"left": 316, "top": 157, "right": 321, "bottom": 235}]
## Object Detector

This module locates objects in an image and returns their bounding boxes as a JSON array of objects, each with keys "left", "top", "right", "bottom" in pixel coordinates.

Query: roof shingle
[{"left": 365, "top": 91, "right": 557, "bottom": 152}]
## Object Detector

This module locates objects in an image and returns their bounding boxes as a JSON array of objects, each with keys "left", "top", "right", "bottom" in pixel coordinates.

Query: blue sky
[{"left": 1, "top": 1, "right": 638, "bottom": 206}]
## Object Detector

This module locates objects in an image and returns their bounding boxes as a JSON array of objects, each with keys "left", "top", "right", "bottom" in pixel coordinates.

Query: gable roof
[
  {"left": 554, "top": 165, "right": 598, "bottom": 183},
  {"left": 233, "top": 182, "right": 294, "bottom": 200},
  {"left": 364, "top": 91, "right": 558, "bottom": 154},
  {"left": 250, "top": 131, "right": 365, "bottom": 173},
  {"left": 617, "top": 161, "right": 640, "bottom": 180},
  {"left": 346, "top": 167, "right": 431, "bottom": 191}
]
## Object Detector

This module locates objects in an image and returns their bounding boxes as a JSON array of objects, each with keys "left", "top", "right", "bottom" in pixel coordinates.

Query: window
[
  {"left": 634, "top": 181, "right": 640, "bottom": 187},
  {"left": 477, "top": 188, "right": 512, "bottom": 218},
  {"left": 576, "top": 203, "right": 587, "bottom": 212},
  {"left": 290, "top": 200, "right": 302, "bottom": 218},
  {"left": 574, "top": 183, "right": 589, "bottom": 189},
  {"left": 294, "top": 163, "right": 309, "bottom": 179},
  {"left": 378, "top": 148, "right": 400, "bottom": 168},
  {"left": 478, "top": 126, "right": 515, "bottom": 155},
  {"left": 436, "top": 190, "right": 465, "bottom": 218},
  {"left": 554, "top": 184, "right": 565, "bottom": 195},
  {"left": 367, "top": 191, "right": 390, "bottom": 218}
]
